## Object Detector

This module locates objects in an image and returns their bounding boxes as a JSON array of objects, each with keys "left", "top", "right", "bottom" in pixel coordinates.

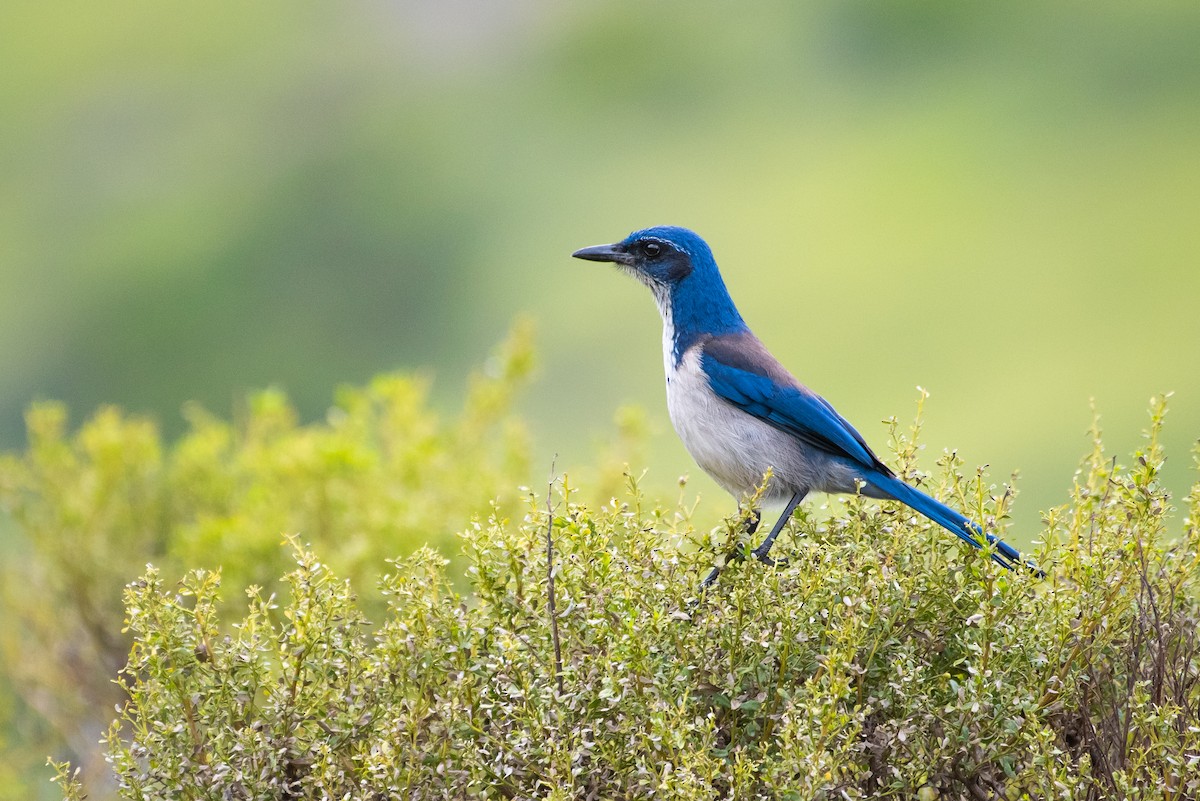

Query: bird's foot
[
  {"left": 698, "top": 565, "right": 723, "bottom": 591},
  {"left": 697, "top": 543, "right": 788, "bottom": 593},
  {"left": 752, "top": 549, "right": 788, "bottom": 568},
  {"left": 696, "top": 547, "right": 745, "bottom": 593}
]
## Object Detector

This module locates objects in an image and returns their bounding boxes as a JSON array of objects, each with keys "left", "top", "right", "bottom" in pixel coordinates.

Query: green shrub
[
  {"left": 48, "top": 396, "right": 1200, "bottom": 800},
  {"left": 1, "top": 324, "right": 537, "bottom": 799}
]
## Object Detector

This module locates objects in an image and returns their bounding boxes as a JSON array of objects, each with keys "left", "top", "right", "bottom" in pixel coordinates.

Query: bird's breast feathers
[{"left": 665, "top": 343, "right": 830, "bottom": 501}]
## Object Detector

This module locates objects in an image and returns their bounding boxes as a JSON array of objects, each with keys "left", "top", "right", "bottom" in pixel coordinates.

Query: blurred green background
[
  {"left": 4, "top": 2, "right": 1200, "bottom": 538},
  {"left": 5, "top": 2, "right": 1200, "bottom": 529},
  {"left": 2, "top": 0, "right": 1200, "bottom": 791}
]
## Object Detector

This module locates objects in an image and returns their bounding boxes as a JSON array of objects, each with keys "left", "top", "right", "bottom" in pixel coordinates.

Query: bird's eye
[{"left": 642, "top": 242, "right": 662, "bottom": 258}]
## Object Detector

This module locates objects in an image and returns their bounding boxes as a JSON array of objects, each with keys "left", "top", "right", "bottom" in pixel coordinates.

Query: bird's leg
[
  {"left": 750, "top": 491, "right": 805, "bottom": 565},
  {"left": 697, "top": 507, "right": 763, "bottom": 590},
  {"left": 698, "top": 564, "right": 723, "bottom": 590},
  {"left": 699, "top": 496, "right": 804, "bottom": 591}
]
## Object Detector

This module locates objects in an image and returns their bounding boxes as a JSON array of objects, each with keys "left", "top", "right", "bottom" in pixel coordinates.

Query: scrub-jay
[{"left": 572, "top": 225, "right": 1040, "bottom": 587}]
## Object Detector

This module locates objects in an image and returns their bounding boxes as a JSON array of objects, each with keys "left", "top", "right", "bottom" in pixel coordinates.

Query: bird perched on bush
[{"left": 573, "top": 226, "right": 1041, "bottom": 587}]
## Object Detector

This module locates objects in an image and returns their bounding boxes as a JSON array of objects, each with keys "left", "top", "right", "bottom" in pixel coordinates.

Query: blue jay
[{"left": 573, "top": 225, "right": 1040, "bottom": 587}]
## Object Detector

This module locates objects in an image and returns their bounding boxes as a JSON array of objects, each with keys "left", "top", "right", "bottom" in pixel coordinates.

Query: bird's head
[
  {"left": 572, "top": 225, "right": 745, "bottom": 346},
  {"left": 571, "top": 226, "right": 719, "bottom": 297}
]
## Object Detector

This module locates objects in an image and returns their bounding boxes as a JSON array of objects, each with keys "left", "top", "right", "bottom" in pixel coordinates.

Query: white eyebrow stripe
[{"left": 641, "top": 236, "right": 692, "bottom": 257}]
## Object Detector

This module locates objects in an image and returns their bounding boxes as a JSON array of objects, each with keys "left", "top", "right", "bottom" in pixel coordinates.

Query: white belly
[{"left": 665, "top": 347, "right": 830, "bottom": 502}]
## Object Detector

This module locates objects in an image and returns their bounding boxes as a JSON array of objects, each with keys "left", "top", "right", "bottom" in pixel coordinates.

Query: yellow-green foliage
[
  {"left": 1, "top": 324, "right": 535, "bottom": 799},
  {"left": 49, "top": 397, "right": 1200, "bottom": 800}
]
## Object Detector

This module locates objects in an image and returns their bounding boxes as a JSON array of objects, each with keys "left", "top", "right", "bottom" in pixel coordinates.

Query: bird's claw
[
  {"left": 696, "top": 546, "right": 788, "bottom": 593},
  {"left": 697, "top": 566, "right": 723, "bottom": 591},
  {"left": 752, "top": 550, "right": 787, "bottom": 568}
]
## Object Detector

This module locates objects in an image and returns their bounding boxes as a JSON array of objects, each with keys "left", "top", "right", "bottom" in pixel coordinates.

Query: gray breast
[{"left": 664, "top": 346, "right": 846, "bottom": 502}]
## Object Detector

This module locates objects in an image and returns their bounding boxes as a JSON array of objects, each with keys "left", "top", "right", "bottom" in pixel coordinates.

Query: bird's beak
[{"left": 571, "top": 243, "right": 633, "bottom": 265}]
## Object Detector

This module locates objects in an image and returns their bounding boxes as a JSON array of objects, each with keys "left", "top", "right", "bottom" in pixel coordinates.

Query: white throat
[{"left": 656, "top": 292, "right": 676, "bottom": 376}]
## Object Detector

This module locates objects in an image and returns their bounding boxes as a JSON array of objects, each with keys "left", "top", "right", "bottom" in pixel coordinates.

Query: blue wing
[
  {"left": 699, "top": 342, "right": 890, "bottom": 474},
  {"left": 698, "top": 335, "right": 1043, "bottom": 576}
]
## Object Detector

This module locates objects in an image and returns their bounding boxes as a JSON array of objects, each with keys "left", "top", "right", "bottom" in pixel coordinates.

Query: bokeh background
[{"left": 2, "top": 0, "right": 1200, "bottom": 794}]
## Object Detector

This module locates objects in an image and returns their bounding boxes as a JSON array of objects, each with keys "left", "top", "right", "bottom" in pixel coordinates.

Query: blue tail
[{"left": 864, "top": 472, "right": 1042, "bottom": 576}]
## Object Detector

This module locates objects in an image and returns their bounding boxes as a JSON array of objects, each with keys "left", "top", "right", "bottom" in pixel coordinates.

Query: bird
[{"left": 572, "top": 225, "right": 1041, "bottom": 587}]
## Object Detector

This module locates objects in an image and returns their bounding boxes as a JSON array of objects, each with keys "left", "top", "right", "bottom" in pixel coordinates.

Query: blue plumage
[
  {"left": 572, "top": 226, "right": 1041, "bottom": 584},
  {"left": 701, "top": 352, "right": 879, "bottom": 470},
  {"left": 864, "top": 473, "right": 1025, "bottom": 568}
]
